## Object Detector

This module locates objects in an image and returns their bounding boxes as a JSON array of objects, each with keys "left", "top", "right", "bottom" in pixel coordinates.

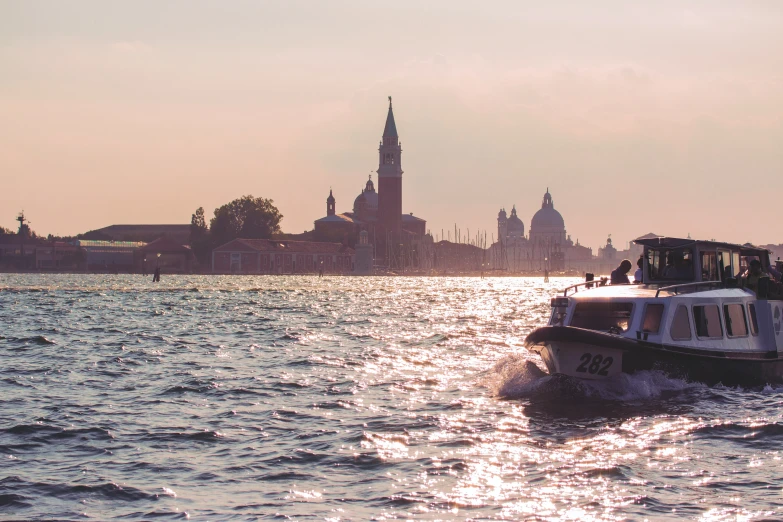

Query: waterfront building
[
  {"left": 505, "top": 206, "right": 525, "bottom": 242},
  {"left": 377, "top": 97, "right": 403, "bottom": 242},
  {"left": 34, "top": 241, "right": 84, "bottom": 270},
  {"left": 0, "top": 236, "right": 85, "bottom": 271},
  {"left": 353, "top": 230, "right": 373, "bottom": 275},
  {"left": 353, "top": 176, "right": 378, "bottom": 224},
  {"left": 490, "top": 188, "right": 593, "bottom": 272},
  {"left": 598, "top": 236, "right": 618, "bottom": 260},
  {"left": 76, "top": 240, "right": 144, "bottom": 272},
  {"left": 81, "top": 224, "right": 191, "bottom": 244},
  {"left": 211, "top": 239, "right": 354, "bottom": 274},
  {"left": 134, "top": 236, "right": 194, "bottom": 274},
  {"left": 313, "top": 190, "right": 357, "bottom": 243},
  {"left": 314, "top": 98, "right": 428, "bottom": 268}
]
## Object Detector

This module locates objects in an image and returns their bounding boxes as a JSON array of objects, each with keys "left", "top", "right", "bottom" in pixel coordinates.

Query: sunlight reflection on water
[{"left": 1, "top": 274, "right": 782, "bottom": 520}]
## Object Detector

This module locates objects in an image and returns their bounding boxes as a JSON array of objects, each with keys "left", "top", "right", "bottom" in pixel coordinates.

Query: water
[{"left": 2, "top": 274, "right": 783, "bottom": 520}]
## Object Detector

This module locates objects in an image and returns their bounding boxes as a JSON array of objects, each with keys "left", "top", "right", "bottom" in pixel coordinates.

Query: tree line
[{"left": 190, "top": 195, "right": 283, "bottom": 266}]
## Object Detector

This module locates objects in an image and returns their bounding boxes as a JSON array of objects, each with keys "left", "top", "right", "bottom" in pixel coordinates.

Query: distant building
[
  {"left": 212, "top": 239, "right": 354, "bottom": 274},
  {"left": 314, "top": 190, "right": 358, "bottom": 242},
  {"left": 76, "top": 240, "right": 144, "bottom": 271},
  {"left": 353, "top": 175, "right": 378, "bottom": 224},
  {"left": 34, "top": 241, "right": 84, "bottom": 270},
  {"left": 529, "top": 189, "right": 567, "bottom": 254},
  {"left": 0, "top": 234, "right": 40, "bottom": 260},
  {"left": 598, "top": 236, "right": 618, "bottom": 260},
  {"left": 135, "top": 236, "right": 194, "bottom": 274},
  {"left": 0, "top": 235, "right": 85, "bottom": 271},
  {"left": 82, "top": 224, "right": 191, "bottom": 245},
  {"left": 490, "top": 188, "right": 592, "bottom": 272},
  {"left": 353, "top": 230, "right": 373, "bottom": 275},
  {"left": 314, "top": 98, "right": 428, "bottom": 268}
]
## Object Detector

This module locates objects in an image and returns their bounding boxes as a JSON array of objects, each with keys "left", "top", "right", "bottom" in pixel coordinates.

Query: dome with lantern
[
  {"left": 530, "top": 189, "right": 565, "bottom": 231},
  {"left": 507, "top": 205, "right": 525, "bottom": 238},
  {"left": 529, "top": 188, "right": 567, "bottom": 247},
  {"left": 353, "top": 175, "right": 379, "bottom": 222}
]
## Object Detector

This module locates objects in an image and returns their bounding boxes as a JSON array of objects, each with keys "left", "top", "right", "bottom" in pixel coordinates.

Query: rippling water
[{"left": 2, "top": 274, "right": 783, "bottom": 520}]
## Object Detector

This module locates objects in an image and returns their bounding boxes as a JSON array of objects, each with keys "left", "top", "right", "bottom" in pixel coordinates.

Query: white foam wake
[{"left": 483, "top": 354, "right": 703, "bottom": 401}]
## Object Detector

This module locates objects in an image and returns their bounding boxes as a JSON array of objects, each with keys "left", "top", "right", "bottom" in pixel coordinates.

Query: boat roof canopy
[{"left": 633, "top": 236, "right": 769, "bottom": 256}]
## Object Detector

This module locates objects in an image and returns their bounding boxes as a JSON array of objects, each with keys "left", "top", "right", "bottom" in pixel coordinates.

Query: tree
[
  {"left": 191, "top": 207, "right": 207, "bottom": 237},
  {"left": 209, "top": 195, "right": 282, "bottom": 245},
  {"left": 190, "top": 207, "right": 211, "bottom": 267}
]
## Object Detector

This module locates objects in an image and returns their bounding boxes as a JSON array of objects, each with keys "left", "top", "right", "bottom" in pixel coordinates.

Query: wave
[
  {"left": 0, "top": 493, "right": 31, "bottom": 508},
  {"left": 483, "top": 354, "right": 701, "bottom": 401},
  {"left": 691, "top": 421, "right": 783, "bottom": 441},
  {"left": 5, "top": 335, "right": 57, "bottom": 345}
]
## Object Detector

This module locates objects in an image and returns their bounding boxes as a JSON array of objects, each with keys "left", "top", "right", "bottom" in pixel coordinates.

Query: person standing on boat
[
  {"left": 610, "top": 259, "right": 632, "bottom": 284},
  {"left": 633, "top": 256, "right": 643, "bottom": 283},
  {"left": 769, "top": 263, "right": 783, "bottom": 282},
  {"left": 741, "top": 259, "right": 783, "bottom": 298}
]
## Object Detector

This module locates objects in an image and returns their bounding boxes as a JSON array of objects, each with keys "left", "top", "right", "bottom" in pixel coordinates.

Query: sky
[{"left": 1, "top": 1, "right": 782, "bottom": 251}]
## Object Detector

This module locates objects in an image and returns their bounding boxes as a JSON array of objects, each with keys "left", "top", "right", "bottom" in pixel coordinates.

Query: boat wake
[{"left": 484, "top": 354, "right": 704, "bottom": 402}]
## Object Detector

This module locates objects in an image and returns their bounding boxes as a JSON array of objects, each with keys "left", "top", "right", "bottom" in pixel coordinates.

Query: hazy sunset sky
[{"left": 2, "top": 1, "right": 782, "bottom": 250}]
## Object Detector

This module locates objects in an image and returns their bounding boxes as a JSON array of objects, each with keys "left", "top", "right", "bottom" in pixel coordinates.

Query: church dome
[
  {"left": 354, "top": 175, "right": 378, "bottom": 212},
  {"left": 507, "top": 206, "right": 524, "bottom": 236},
  {"left": 530, "top": 189, "right": 565, "bottom": 230},
  {"left": 354, "top": 192, "right": 367, "bottom": 212}
]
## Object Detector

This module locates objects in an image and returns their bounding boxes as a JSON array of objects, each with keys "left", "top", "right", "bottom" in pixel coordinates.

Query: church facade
[
  {"left": 490, "top": 189, "right": 592, "bottom": 272},
  {"left": 314, "top": 98, "right": 428, "bottom": 268}
]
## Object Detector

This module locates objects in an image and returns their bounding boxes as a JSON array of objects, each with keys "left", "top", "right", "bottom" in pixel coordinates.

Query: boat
[{"left": 524, "top": 237, "right": 783, "bottom": 385}]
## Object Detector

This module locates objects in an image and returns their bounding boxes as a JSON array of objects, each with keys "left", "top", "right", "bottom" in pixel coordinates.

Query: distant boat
[{"left": 525, "top": 237, "right": 783, "bottom": 385}]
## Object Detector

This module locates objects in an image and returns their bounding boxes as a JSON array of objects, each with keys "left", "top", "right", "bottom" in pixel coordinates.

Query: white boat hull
[{"left": 536, "top": 341, "right": 624, "bottom": 380}]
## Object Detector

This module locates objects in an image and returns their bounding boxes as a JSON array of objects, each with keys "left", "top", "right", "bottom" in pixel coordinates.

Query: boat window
[
  {"left": 642, "top": 303, "right": 664, "bottom": 333},
  {"left": 570, "top": 302, "right": 634, "bottom": 332},
  {"left": 693, "top": 305, "right": 723, "bottom": 338},
  {"left": 671, "top": 305, "right": 692, "bottom": 340},
  {"left": 647, "top": 248, "right": 694, "bottom": 281},
  {"left": 732, "top": 251, "right": 741, "bottom": 278},
  {"left": 724, "top": 304, "right": 748, "bottom": 337},
  {"left": 718, "top": 250, "right": 732, "bottom": 281},
  {"left": 701, "top": 251, "right": 719, "bottom": 281},
  {"left": 748, "top": 303, "right": 759, "bottom": 336}
]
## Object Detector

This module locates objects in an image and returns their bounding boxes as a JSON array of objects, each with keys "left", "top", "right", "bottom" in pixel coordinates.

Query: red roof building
[
  {"left": 212, "top": 239, "right": 355, "bottom": 274},
  {"left": 134, "top": 236, "right": 194, "bottom": 274}
]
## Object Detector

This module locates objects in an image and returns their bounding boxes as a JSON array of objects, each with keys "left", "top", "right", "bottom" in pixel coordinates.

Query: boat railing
[
  {"left": 562, "top": 278, "right": 608, "bottom": 297},
  {"left": 654, "top": 281, "right": 723, "bottom": 298}
]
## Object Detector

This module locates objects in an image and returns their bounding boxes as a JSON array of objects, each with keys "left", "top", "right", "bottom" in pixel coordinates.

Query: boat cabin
[
  {"left": 635, "top": 237, "right": 772, "bottom": 287},
  {"left": 550, "top": 237, "right": 781, "bottom": 343},
  {"left": 535, "top": 238, "right": 783, "bottom": 383}
]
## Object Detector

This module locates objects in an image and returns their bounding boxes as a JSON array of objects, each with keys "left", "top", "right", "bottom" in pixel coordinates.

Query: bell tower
[
  {"left": 377, "top": 96, "right": 403, "bottom": 241},
  {"left": 497, "top": 208, "right": 508, "bottom": 245},
  {"left": 326, "top": 189, "right": 335, "bottom": 217}
]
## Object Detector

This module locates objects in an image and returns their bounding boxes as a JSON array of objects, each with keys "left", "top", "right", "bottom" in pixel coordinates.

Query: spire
[
  {"left": 383, "top": 96, "right": 398, "bottom": 138},
  {"left": 326, "top": 189, "right": 335, "bottom": 216},
  {"left": 542, "top": 189, "right": 553, "bottom": 209}
]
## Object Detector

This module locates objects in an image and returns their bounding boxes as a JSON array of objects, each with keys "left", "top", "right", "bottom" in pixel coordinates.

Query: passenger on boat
[
  {"left": 769, "top": 263, "right": 783, "bottom": 282},
  {"left": 663, "top": 253, "right": 692, "bottom": 280},
  {"left": 741, "top": 259, "right": 763, "bottom": 289},
  {"left": 633, "top": 256, "right": 643, "bottom": 283},
  {"left": 741, "top": 260, "right": 783, "bottom": 299},
  {"left": 610, "top": 259, "right": 633, "bottom": 284}
]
